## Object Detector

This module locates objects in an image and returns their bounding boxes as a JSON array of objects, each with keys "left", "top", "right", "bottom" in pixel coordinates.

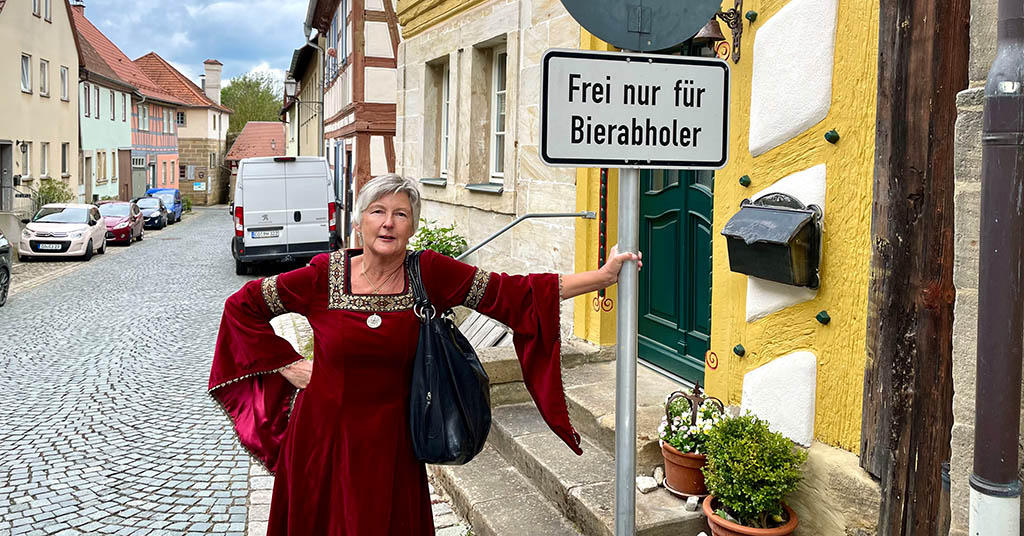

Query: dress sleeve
[
  {"left": 208, "top": 254, "right": 327, "bottom": 473},
  {"left": 420, "top": 250, "right": 583, "bottom": 455}
]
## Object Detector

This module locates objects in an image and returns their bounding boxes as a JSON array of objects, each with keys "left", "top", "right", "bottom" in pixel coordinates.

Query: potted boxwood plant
[
  {"left": 701, "top": 413, "right": 807, "bottom": 536},
  {"left": 658, "top": 384, "right": 725, "bottom": 497}
]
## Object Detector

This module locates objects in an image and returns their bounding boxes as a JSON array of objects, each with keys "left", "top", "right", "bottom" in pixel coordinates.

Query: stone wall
[
  {"left": 949, "top": 0, "right": 1024, "bottom": 532},
  {"left": 396, "top": 0, "right": 581, "bottom": 336},
  {"left": 178, "top": 137, "right": 228, "bottom": 205}
]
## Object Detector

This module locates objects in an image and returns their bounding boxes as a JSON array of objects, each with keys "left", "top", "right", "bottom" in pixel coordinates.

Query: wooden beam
[
  {"left": 381, "top": 0, "right": 401, "bottom": 60},
  {"left": 365, "top": 57, "right": 398, "bottom": 69},
  {"left": 384, "top": 135, "right": 396, "bottom": 173},
  {"left": 860, "top": 0, "right": 969, "bottom": 534},
  {"left": 353, "top": 0, "right": 365, "bottom": 103}
]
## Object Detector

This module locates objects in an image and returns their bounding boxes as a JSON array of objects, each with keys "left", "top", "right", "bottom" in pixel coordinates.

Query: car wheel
[
  {"left": 98, "top": 237, "right": 107, "bottom": 254},
  {"left": 235, "top": 259, "right": 249, "bottom": 276},
  {"left": 0, "top": 266, "right": 9, "bottom": 307},
  {"left": 83, "top": 240, "right": 94, "bottom": 261}
]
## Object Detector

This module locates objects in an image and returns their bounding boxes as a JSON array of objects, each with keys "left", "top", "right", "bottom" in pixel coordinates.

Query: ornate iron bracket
[
  {"left": 715, "top": 0, "right": 744, "bottom": 64},
  {"left": 665, "top": 383, "right": 725, "bottom": 428}
]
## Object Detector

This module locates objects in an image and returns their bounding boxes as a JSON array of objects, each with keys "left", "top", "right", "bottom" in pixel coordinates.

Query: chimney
[
  {"left": 71, "top": 1, "right": 85, "bottom": 13},
  {"left": 203, "top": 59, "right": 223, "bottom": 105}
]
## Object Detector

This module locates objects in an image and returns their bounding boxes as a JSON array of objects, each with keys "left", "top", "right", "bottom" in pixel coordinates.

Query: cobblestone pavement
[
  {"left": 6, "top": 212, "right": 193, "bottom": 301},
  {"left": 0, "top": 207, "right": 250, "bottom": 536},
  {"left": 0, "top": 207, "right": 471, "bottom": 535}
]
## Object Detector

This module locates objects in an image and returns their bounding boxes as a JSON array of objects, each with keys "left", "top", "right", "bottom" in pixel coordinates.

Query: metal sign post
[
  {"left": 615, "top": 166, "right": 640, "bottom": 534},
  {"left": 540, "top": 47, "right": 729, "bottom": 534}
]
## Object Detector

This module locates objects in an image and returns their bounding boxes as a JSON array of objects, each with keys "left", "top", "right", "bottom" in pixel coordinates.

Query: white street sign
[{"left": 540, "top": 48, "right": 730, "bottom": 170}]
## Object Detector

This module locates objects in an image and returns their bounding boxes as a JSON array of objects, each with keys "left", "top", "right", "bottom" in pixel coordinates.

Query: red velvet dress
[{"left": 209, "top": 249, "right": 582, "bottom": 535}]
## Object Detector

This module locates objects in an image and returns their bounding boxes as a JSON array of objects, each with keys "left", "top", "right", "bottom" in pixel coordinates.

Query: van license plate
[
  {"left": 38, "top": 243, "right": 62, "bottom": 250},
  {"left": 251, "top": 230, "right": 280, "bottom": 239}
]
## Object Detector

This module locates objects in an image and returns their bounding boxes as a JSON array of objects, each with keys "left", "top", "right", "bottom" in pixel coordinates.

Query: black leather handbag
[{"left": 407, "top": 251, "right": 492, "bottom": 465}]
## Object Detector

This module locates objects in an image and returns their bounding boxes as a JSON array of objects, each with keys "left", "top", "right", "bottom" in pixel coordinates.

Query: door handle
[{"left": 294, "top": 211, "right": 301, "bottom": 222}]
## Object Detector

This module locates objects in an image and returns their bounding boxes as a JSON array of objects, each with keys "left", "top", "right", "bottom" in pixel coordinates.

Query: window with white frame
[
  {"left": 44, "top": 0, "right": 51, "bottom": 21},
  {"left": 161, "top": 162, "right": 167, "bottom": 185},
  {"left": 122, "top": 94, "right": 127, "bottom": 122},
  {"left": 489, "top": 47, "right": 507, "bottom": 182},
  {"left": 21, "top": 54, "right": 32, "bottom": 93},
  {"left": 131, "top": 156, "right": 145, "bottom": 168},
  {"left": 83, "top": 83, "right": 90, "bottom": 116},
  {"left": 139, "top": 105, "right": 148, "bottom": 131},
  {"left": 39, "top": 59, "right": 49, "bottom": 97},
  {"left": 440, "top": 63, "right": 451, "bottom": 177},
  {"left": 21, "top": 142, "right": 32, "bottom": 178},
  {"left": 61, "top": 143, "right": 69, "bottom": 176},
  {"left": 60, "top": 66, "right": 68, "bottom": 100},
  {"left": 110, "top": 91, "right": 115, "bottom": 120},
  {"left": 97, "top": 150, "right": 106, "bottom": 181},
  {"left": 40, "top": 143, "right": 49, "bottom": 177},
  {"left": 176, "top": 111, "right": 186, "bottom": 126},
  {"left": 94, "top": 86, "right": 99, "bottom": 120}
]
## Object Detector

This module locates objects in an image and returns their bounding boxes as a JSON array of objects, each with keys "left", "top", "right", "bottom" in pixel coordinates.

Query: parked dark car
[
  {"left": 147, "top": 188, "right": 183, "bottom": 224},
  {"left": 133, "top": 196, "right": 168, "bottom": 229},
  {"left": 98, "top": 201, "right": 144, "bottom": 244},
  {"left": 0, "top": 228, "right": 10, "bottom": 307}
]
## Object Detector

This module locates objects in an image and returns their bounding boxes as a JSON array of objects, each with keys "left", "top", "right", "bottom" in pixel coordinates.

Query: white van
[{"left": 231, "top": 156, "right": 338, "bottom": 275}]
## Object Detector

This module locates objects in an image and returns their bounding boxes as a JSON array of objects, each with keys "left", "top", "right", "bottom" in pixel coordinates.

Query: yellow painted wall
[
  {"left": 706, "top": 0, "right": 879, "bottom": 451},
  {"left": 571, "top": 3, "right": 880, "bottom": 451},
  {"left": 573, "top": 32, "right": 619, "bottom": 346}
]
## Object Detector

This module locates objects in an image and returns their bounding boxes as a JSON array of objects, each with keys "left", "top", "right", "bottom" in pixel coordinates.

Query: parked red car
[{"left": 97, "top": 201, "right": 144, "bottom": 245}]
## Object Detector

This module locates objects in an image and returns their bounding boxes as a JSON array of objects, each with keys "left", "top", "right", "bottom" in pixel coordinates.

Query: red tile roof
[
  {"left": 70, "top": 5, "right": 183, "bottom": 106},
  {"left": 134, "top": 52, "right": 232, "bottom": 113},
  {"left": 226, "top": 122, "right": 287, "bottom": 161}
]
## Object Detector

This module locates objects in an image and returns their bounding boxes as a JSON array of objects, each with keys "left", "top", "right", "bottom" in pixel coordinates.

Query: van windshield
[{"left": 154, "top": 193, "right": 175, "bottom": 206}]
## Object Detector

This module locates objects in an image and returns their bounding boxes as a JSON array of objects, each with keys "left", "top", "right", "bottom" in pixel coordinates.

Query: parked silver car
[{"left": 19, "top": 204, "right": 108, "bottom": 261}]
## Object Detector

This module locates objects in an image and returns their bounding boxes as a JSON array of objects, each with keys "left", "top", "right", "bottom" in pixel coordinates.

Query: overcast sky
[{"left": 79, "top": 0, "right": 309, "bottom": 89}]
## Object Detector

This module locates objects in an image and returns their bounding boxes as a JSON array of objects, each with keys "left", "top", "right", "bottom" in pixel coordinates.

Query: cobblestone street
[{"left": 0, "top": 207, "right": 469, "bottom": 535}]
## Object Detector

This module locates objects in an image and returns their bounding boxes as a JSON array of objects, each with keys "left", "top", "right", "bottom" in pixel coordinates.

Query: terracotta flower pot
[
  {"left": 661, "top": 442, "right": 708, "bottom": 497},
  {"left": 702, "top": 495, "right": 799, "bottom": 536}
]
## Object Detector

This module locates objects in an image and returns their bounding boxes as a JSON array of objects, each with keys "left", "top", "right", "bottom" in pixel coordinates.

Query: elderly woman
[{"left": 209, "top": 174, "right": 638, "bottom": 535}]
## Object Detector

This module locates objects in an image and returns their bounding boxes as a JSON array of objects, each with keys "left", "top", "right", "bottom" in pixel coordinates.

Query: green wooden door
[{"left": 638, "top": 169, "right": 713, "bottom": 384}]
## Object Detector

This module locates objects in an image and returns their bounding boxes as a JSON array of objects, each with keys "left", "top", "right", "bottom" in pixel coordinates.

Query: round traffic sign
[{"left": 560, "top": 0, "right": 722, "bottom": 52}]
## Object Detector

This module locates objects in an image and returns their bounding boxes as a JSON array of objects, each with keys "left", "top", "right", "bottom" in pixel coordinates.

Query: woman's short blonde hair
[{"left": 352, "top": 174, "right": 423, "bottom": 234}]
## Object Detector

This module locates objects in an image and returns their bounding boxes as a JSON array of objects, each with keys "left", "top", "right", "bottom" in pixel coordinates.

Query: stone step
[
  {"left": 480, "top": 339, "right": 612, "bottom": 406},
  {"left": 485, "top": 403, "right": 709, "bottom": 536},
  {"left": 429, "top": 446, "right": 582, "bottom": 536},
  {"left": 562, "top": 360, "right": 688, "bottom": 474}
]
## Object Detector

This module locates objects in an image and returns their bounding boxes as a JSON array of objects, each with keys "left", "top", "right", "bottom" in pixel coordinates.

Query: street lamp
[{"left": 284, "top": 77, "right": 297, "bottom": 100}]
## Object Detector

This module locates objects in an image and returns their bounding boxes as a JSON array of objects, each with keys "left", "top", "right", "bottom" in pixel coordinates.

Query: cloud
[{"left": 82, "top": 0, "right": 306, "bottom": 87}]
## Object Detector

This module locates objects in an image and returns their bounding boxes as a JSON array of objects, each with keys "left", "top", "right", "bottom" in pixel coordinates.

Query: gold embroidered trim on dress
[
  {"left": 327, "top": 249, "right": 414, "bottom": 311},
  {"left": 463, "top": 268, "right": 491, "bottom": 310},
  {"left": 261, "top": 276, "right": 287, "bottom": 316}
]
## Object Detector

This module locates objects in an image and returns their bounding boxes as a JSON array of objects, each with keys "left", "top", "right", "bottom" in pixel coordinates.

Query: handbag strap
[{"left": 407, "top": 251, "right": 435, "bottom": 321}]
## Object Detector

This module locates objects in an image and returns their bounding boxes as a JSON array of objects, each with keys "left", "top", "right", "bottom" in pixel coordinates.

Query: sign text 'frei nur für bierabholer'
[{"left": 540, "top": 49, "right": 730, "bottom": 170}]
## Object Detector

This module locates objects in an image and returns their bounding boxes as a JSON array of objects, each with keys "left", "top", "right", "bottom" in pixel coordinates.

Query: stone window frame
[
  {"left": 61, "top": 142, "right": 69, "bottom": 177},
  {"left": 38, "top": 58, "right": 49, "bottom": 97},
  {"left": 39, "top": 142, "right": 49, "bottom": 178},
  {"left": 59, "top": 66, "right": 68, "bottom": 101},
  {"left": 489, "top": 45, "right": 507, "bottom": 183},
  {"left": 440, "top": 61, "right": 451, "bottom": 178},
  {"left": 21, "top": 142, "right": 32, "bottom": 180},
  {"left": 422, "top": 54, "right": 451, "bottom": 180},
  {"left": 21, "top": 53, "right": 32, "bottom": 94}
]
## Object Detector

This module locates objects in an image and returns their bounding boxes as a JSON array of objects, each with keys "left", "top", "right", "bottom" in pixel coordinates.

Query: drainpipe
[{"left": 971, "top": 0, "right": 1024, "bottom": 533}]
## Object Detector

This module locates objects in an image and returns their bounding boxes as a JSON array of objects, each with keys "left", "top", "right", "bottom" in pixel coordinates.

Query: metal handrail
[{"left": 456, "top": 211, "right": 596, "bottom": 262}]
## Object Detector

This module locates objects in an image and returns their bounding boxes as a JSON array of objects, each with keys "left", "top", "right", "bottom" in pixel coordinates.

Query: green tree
[{"left": 222, "top": 72, "right": 283, "bottom": 148}]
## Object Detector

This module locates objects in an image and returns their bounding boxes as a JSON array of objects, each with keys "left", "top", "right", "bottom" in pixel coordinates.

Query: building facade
[
  {"left": 71, "top": 3, "right": 135, "bottom": 202},
  {"left": 0, "top": 0, "right": 82, "bottom": 215},
  {"left": 307, "top": 0, "right": 399, "bottom": 245},
  {"left": 287, "top": 43, "right": 324, "bottom": 160},
  {"left": 134, "top": 54, "right": 232, "bottom": 206}
]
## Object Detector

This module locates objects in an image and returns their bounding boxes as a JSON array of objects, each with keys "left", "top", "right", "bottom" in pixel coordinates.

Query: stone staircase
[{"left": 429, "top": 342, "right": 711, "bottom": 536}]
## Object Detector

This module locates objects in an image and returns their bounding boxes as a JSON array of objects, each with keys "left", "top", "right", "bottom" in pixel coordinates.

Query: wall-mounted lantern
[{"left": 721, "top": 192, "right": 823, "bottom": 288}]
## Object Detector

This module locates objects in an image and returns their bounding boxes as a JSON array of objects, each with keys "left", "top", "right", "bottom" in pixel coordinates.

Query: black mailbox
[{"left": 721, "top": 193, "right": 822, "bottom": 289}]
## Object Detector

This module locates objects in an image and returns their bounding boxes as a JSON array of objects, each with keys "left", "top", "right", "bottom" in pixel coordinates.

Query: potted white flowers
[{"left": 658, "top": 384, "right": 725, "bottom": 497}]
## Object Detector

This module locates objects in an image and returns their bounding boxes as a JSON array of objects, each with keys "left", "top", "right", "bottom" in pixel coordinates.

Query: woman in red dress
[{"left": 209, "top": 174, "right": 638, "bottom": 535}]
